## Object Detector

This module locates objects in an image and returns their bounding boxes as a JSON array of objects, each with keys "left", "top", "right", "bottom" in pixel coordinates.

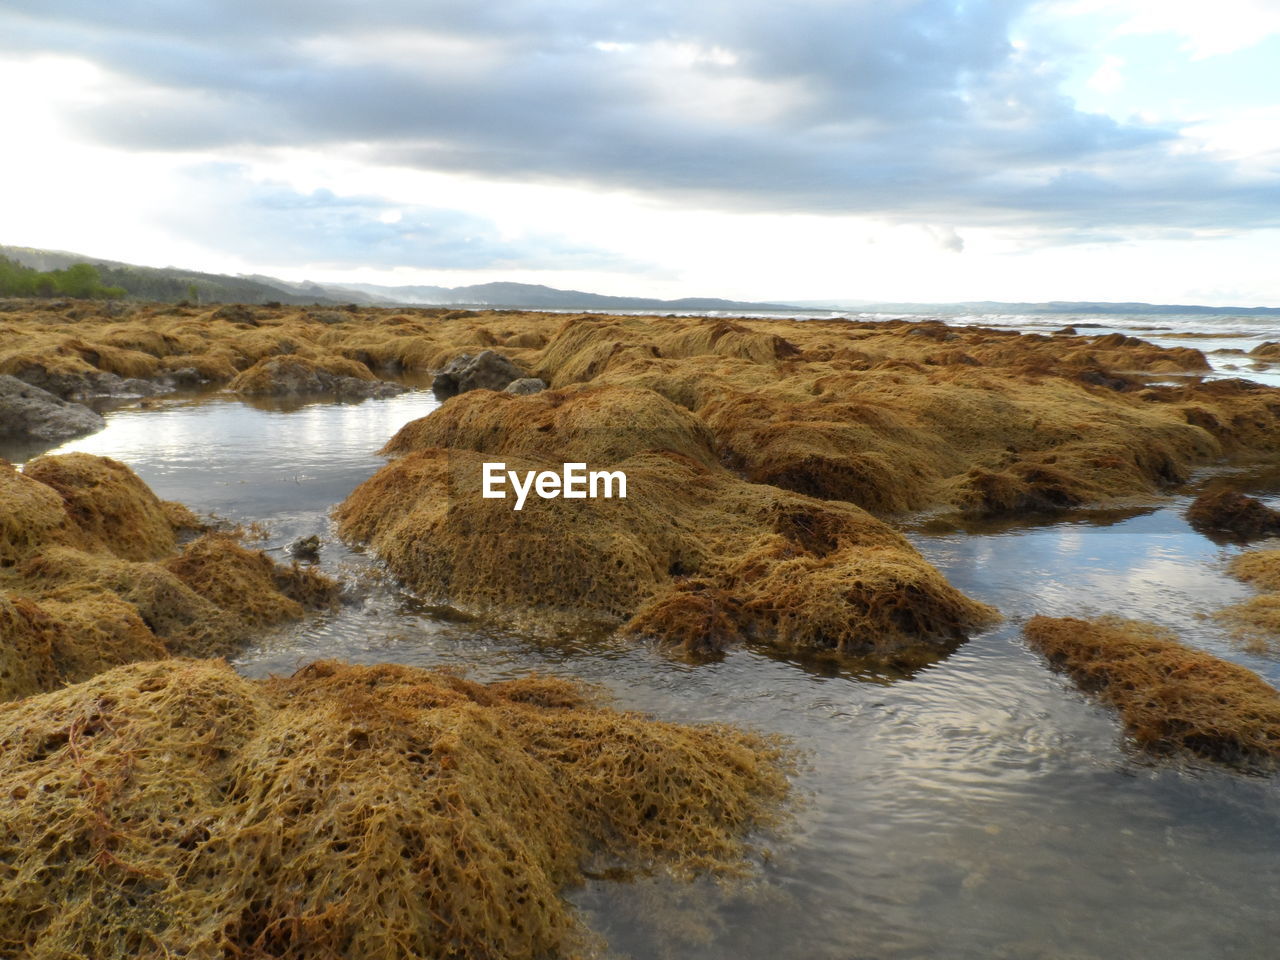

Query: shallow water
[{"left": 8, "top": 369, "right": 1280, "bottom": 958}]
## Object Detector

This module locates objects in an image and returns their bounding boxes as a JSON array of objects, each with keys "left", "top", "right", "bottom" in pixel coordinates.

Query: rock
[
  {"left": 165, "top": 367, "right": 206, "bottom": 388},
  {"left": 113, "top": 376, "right": 169, "bottom": 398},
  {"left": 10, "top": 366, "right": 183, "bottom": 402},
  {"left": 432, "top": 350, "right": 526, "bottom": 398},
  {"left": 309, "top": 310, "right": 349, "bottom": 325},
  {"left": 0, "top": 374, "right": 105, "bottom": 442},
  {"left": 1053, "top": 326, "right": 1078, "bottom": 335},
  {"left": 287, "top": 535, "right": 321, "bottom": 561},
  {"left": 229, "top": 356, "right": 408, "bottom": 400},
  {"left": 211, "top": 304, "right": 260, "bottom": 325},
  {"left": 9, "top": 365, "right": 101, "bottom": 401},
  {"left": 1076, "top": 368, "right": 1134, "bottom": 392},
  {"left": 503, "top": 377, "right": 547, "bottom": 395}
]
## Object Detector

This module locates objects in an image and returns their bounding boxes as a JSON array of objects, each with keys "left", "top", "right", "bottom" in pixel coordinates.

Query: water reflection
[{"left": 10, "top": 391, "right": 442, "bottom": 519}]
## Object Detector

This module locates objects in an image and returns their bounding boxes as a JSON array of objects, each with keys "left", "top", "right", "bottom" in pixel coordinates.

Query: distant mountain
[
  {"left": 791, "top": 298, "right": 1280, "bottom": 317},
  {"left": 5, "top": 243, "right": 1277, "bottom": 316},
  {"left": 0, "top": 245, "right": 799, "bottom": 312},
  {"left": 330, "top": 280, "right": 797, "bottom": 312}
]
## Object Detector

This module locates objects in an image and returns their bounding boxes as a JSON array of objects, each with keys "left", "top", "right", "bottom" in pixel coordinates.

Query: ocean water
[{"left": 4, "top": 311, "right": 1280, "bottom": 959}]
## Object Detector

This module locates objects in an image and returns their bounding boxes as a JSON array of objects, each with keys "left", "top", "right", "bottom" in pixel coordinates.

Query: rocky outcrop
[
  {"left": 503, "top": 377, "right": 547, "bottom": 395},
  {"left": 11, "top": 366, "right": 201, "bottom": 402},
  {"left": 228, "top": 356, "right": 406, "bottom": 400},
  {"left": 432, "top": 350, "right": 526, "bottom": 398},
  {"left": 0, "top": 374, "right": 104, "bottom": 442}
]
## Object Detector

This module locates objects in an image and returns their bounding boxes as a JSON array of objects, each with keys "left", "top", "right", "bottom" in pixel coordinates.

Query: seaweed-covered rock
[
  {"left": 381, "top": 385, "right": 719, "bottom": 467},
  {"left": 228, "top": 355, "right": 406, "bottom": 399},
  {"left": 0, "top": 658, "right": 790, "bottom": 959},
  {"left": 0, "top": 374, "right": 104, "bottom": 441},
  {"left": 3, "top": 304, "right": 1279, "bottom": 518},
  {"left": 1217, "top": 550, "right": 1280, "bottom": 648},
  {"left": 1250, "top": 341, "right": 1280, "bottom": 359},
  {"left": 337, "top": 445, "right": 997, "bottom": 657},
  {"left": 1025, "top": 615, "right": 1280, "bottom": 763},
  {"left": 1186, "top": 489, "right": 1280, "bottom": 539},
  {"left": 0, "top": 455, "right": 337, "bottom": 701},
  {"left": 432, "top": 349, "right": 526, "bottom": 398}
]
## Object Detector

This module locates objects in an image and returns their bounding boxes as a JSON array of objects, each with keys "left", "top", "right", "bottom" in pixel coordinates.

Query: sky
[{"left": 1, "top": 0, "right": 1278, "bottom": 306}]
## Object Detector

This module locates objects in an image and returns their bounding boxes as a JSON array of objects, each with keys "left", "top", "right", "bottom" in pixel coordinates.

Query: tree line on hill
[
  {"left": 0, "top": 246, "right": 344, "bottom": 305},
  {"left": 0, "top": 256, "right": 126, "bottom": 299}
]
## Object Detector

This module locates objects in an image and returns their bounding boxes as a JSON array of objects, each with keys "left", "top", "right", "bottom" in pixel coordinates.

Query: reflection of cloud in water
[
  {"left": 32, "top": 392, "right": 441, "bottom": 517},
  {"left": 917, "top": 507, "right": 1280, "bottom": 688}
]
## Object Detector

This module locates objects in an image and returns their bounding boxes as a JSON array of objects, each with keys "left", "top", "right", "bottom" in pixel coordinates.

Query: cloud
[
  {"left": 1056, "top": 0, "right": 1280, "bottom": 59},
  {"left": 2, "top": 0, "right": 1277, "bottom": 233},
  {"left": 161, "top": 163, "right": 639, "bottom": 270},
  {"left": 925, "top": 225, "right": 966, "bottom": 253}
]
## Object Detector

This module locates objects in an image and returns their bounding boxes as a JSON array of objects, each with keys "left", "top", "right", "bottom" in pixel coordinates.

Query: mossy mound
[
  {"left": 0, "top": 455, "right": 337, "bottom": 701},
  {"left": 699, "top": 366, "right": 1222, "bottom": 515},
  {"left": 228, "top": 354, "right": 378, "bottom": 396},
  {"left": 1217, "top": 550, "right": 1280, "bottom": 650},
  {"left": 381, "top": 385, "right": 719, "bottom": 467},
  {"left": 0, "top": 658, "right": 790, "bottom": 959},
  {"left": 520, "top": 314, "right": 1267, "bottom": 516},
  {"left": 0, "top": 460, "right": 75, "bottom": 566},
  {"left": 337, "top": 447, "right": 997, "bottom": 657},
  {"left": 1228, "top": 549, "right": 1280, "bottom": 591},
  {"left": 1186, "top": 490, "right": 1280, "bottom": 539},
  {"left": 22, "top": 452, "right": 199, "bottom": 560},
  {"left": 5, "top": 305, "right": 1278, "bottom": 517},
  {"left": 1024, "top": 615, "right": 1280, "bottom": 763}
]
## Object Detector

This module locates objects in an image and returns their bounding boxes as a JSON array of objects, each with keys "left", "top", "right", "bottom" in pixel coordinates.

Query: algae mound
[
  {"left": 0, "top": 658, "right": 790, "bottom": 959},
  {"left": 1186, "top": 489, "right": 1280, "bottom": 539},
  {"left": 1216, "top": 550, "right": 1280, "bottom": 650},
  {"left": 1025, "top": 615, "right": 1280, "bottom": 763},
  {"left": 337, "top": 440, "right": 997, "bottom": 657},
  {"left": 3, "top": 305, "right": 1279, "bottom": 518},
  {"left": 380, "top": 384, "right": 720, "bottom": 468},
  {"left": 228, "top": 354, "right": 405, "bottom": 399},
  {"left": 9, "top": 303, "right": 1270, "bottom": 495},
  {"left": 0, "top": 454, "right": 337, "bottom": 701}
]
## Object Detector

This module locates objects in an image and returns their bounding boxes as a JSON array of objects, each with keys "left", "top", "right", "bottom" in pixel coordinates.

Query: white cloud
[
  {"left": 1, "top": 6, "right": 1279, "bottom": 305},
  {"left": 1086, "top": 55, "right": 1125, "bottom": 94},
  {"left": 1052, "top": 0, "right": 1280, "bottom": 58}
]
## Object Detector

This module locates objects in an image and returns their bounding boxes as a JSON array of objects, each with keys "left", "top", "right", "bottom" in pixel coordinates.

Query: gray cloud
[{"left": 4, "top": 0, "right": 1277, "bottom": 231}]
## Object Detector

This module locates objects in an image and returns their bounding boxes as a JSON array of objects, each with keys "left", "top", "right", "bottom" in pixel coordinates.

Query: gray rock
[
  {"left": 288, "top": 535, "right": 321, "bottom": 560},
  {"left": 112, "top": 377, "right": 168, "bottom": 398},
  {"left": 432, "top": 350, "right": 526, "bottom": 398},
  {"left": 0, "top": 374, "right": 105, "bottom": 442},
  {"left": 310, "top": 310, "right": 349, "bottom": 325},
  {"left": 10, "top": 366, "right": 183, "bottom": 401},
  {"left": 503, "top": 377, "right": 547, "bottom": 395},
  {"left": 331, "top": 376, "right": 408, "bottom": 400},
  {"left": 165, "top": 367, "right": 206, "bottom": 388}
]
